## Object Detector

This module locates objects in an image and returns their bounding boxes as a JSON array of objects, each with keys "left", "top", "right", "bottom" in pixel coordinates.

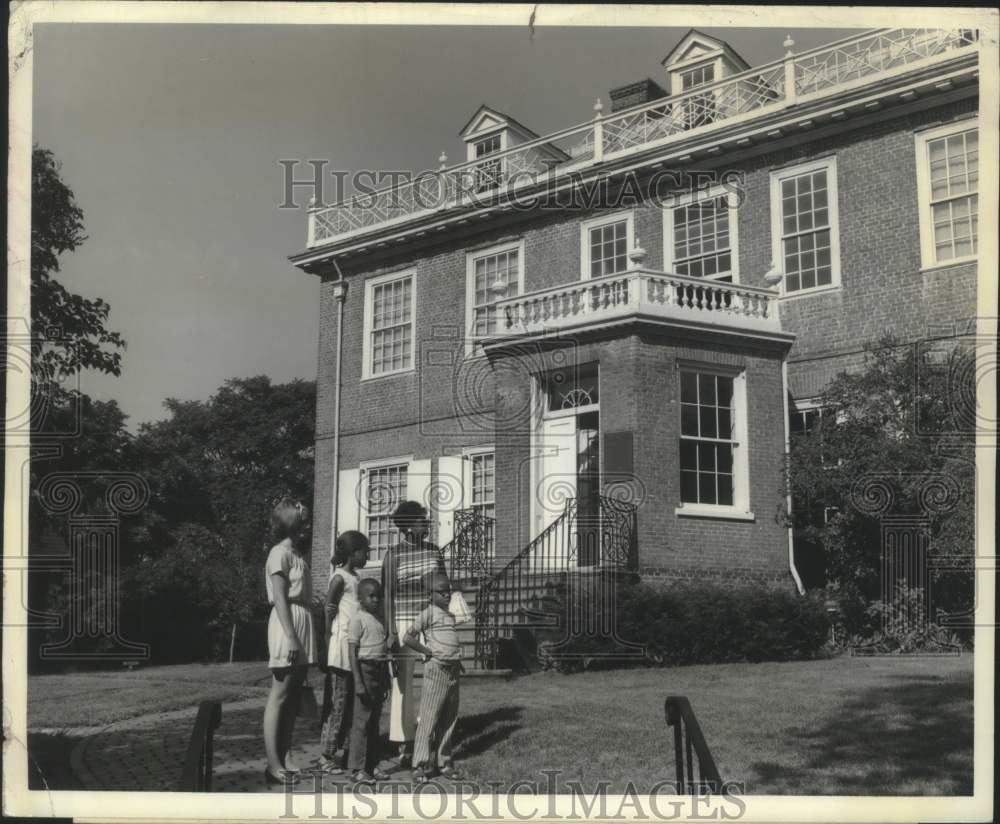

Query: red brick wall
[{"left": 309, "top": 96, "right": 979, "bottom": 588}]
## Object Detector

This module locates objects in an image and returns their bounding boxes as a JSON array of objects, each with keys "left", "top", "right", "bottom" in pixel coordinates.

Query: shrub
[
  {"left": 844, "top": 583, "right": 966, "bottom": 654},
  {"left": 534, "top": 577, "right": 830, "bottom": 673}
]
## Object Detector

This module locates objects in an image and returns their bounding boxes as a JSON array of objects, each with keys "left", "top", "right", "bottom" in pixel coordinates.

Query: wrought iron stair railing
[
  {"left": 440, "top": 508, "right": 496, "bottom": 584},
  {"left": 664, "top": 696, "right": 723, "bottom": 794},
  {"left": 473, "top": 495, "right": 638, "bottom": 668}
]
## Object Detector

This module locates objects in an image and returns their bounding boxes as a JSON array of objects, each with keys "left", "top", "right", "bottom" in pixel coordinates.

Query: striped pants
[{"left": 413, "top": 659, "right": 461, "bottom": 770}]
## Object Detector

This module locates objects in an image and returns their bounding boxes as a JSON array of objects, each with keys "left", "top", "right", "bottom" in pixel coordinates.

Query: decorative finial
[
  {"left": 783, "top": 34, "right": 795, "bottom": 56},
  {"left": 594, "top": 98, "right": 604, "bottom": 117},
  {"left": 438, "top": 152, "right": 448, "bottom": 170},
  {"left": 309, "top": 195, "right": 316, "bottom": 208},
  {"left": 763, "top": 261, "right": 783, "bottom": 287}
]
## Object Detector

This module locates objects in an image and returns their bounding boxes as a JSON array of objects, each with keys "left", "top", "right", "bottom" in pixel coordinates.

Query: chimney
[{"left": 609, "top": 78, "right": 668, "bottom": 113}]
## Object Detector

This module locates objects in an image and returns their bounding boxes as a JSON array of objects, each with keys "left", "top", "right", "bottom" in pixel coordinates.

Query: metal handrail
[
  {"left": 440, "top": 508, "right": 496, "bottom": 582},
  {"left": 178, "top": 701, "right": 222, "bottom": 792},
  {"left": 664, "top": 696, "right": 723, "bottom": 794}
]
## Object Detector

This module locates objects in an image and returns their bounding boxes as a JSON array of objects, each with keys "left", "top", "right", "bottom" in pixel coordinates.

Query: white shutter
[
  {"left": 408, "top": 459, "right": 433, "bottom": 522},
  {"left": 436, "top": 456, "right": 465, "bottom": 547},
  {"left": 336, "top": 468, "right": 361, "bottom": 536}
]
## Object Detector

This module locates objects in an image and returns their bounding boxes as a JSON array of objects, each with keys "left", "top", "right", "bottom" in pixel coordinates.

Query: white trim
[
  {"left": 359, "top": 454, "right": 414, "bottom": 473},
  {"left": 662, "top": 183, "right": 740, "bottom": 283},
  {"left": 914, "top": 120, "right": 979, "bottom": 270},
  {"left": 464, "top": 239, "right": 526, "bottom": 357},
  {"left": 579, "top": 210, "right": 635, "bottom": 281},
  {"left": 676, "top": 365, "right": 750, "bottom": 513},
  {"left": 675, "top": 504, "right": 755, "bottom": 521},
  {"left": 769, "top": 155, "right": 842, "bottom": 298},
  {"left": 361, "top": 268, "right": 417, "bottom": 381}
]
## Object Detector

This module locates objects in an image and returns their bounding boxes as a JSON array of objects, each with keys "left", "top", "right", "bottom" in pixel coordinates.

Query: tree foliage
[
  {"left": 786, "top": 336, "right": 976, "bottom": 635},
  {"left": 125, "top": 376, "right": 316, "bottom": 662},
  {"left": 31, "top": 146, "right": 125, "bottom": 381}
]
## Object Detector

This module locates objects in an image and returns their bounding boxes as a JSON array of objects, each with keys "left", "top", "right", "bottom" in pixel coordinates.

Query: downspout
[
  {"left": 782, "top": 357, "right": 805, "bottom": 595},
  {"left": 328, "top": 261, "right": 348, "bottom": 565}
]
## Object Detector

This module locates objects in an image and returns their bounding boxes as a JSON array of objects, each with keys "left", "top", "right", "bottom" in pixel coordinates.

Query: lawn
[
  {"left": 28, "top": 661, "right": 270, "bottom": 728},
  {"left": 27, "top": 654, "right": 974, "bottom": 795}
]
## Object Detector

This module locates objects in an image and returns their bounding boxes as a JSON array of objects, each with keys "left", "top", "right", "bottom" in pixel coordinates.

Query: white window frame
[
  {"left": 663, "top": 185, "right": 740, "bottom": 283},
  {"left": 464, "top": 240, "right": 526, "bottom": 357},
  {"left": 579, "top": 210, "right": 635, "bottom": 281},
  {"left": 674, "top": 362, "right": 753, "bottom": 521},
  {"left": 915, "top": 120, "right": 979, "bottom": 270},
  {"left": 462, "top": 445, "right": 496, "bottom": 518},
  {"left": 359, "top": 455, "right": 413, "bottom": 560},
  {"left": 362, "top": 268, "right": 417, "bottom": 381},
  {"left": 769, "top": 156, "right": 841, "bottom": 299}
]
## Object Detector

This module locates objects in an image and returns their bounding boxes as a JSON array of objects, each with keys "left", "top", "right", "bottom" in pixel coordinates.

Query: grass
[
  {"left": 453, "top": 654, "right": 974, "bottom": 795},
  {"left": 28, "top": 654, "right": 973, "bottom": 794},
  {"left": 28, "top": 661, "right": 271, "bottom": 728}
]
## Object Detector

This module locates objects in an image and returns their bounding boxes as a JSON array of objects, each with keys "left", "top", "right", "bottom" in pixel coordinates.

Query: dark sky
[{"left": 32, "top": 20, "right": 861, "bottom": 428}]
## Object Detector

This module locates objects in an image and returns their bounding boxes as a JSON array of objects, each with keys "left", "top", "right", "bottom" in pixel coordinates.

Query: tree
[
  {"left": 31, "top": 146, "right": 125, "bottom": 382},
  {"left": 785, "top": 336, "right": 976, "bottom": 636},
  {"left": 127, "top": 376, "right": 317, "bottom": 662}
]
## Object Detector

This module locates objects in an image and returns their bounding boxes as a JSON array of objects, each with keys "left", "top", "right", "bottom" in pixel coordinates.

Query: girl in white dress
[
  {"left": 318, "top": 530, "right": 370, "bottom": 772},
  {"left": 262, "top": 498, "right": 316, "bottom": 785}
]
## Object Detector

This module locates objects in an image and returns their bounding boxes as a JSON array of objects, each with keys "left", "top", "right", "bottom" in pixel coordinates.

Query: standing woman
[
  {"left": 262, "top": 497, "right": 317, "bottom": 784},
  {"left": 382, "top": 500, "right": 446, "bottom": 767}
]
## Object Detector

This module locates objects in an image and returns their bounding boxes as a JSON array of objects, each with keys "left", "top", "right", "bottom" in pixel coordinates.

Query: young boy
[
  {"left": 346, "top": 578, "right": 391, "bottom": 783},
  {"left": 403, "top": 572, "right": 463, "bottom": 782}
]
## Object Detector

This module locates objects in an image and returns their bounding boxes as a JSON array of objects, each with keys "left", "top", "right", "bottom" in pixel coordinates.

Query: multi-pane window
[
  {"left": 365, "top": 463, "right": 407, "bottom": 559},
  {"left": 469, "top": 452, "right": 496, "bottom": 521},
  {"left": 773, "top": 159, "right": 839, "bottom": 295},
  {"left": 679, "top": 371, "right": 735, "bottom": 506},
  {"left": 671, "top": 196, "right": 733, "bottom": 280},
  {"left": 470, "top": 246, "right": 520, "bottom": 342},
  {"left": 587, "top": 219, "right": 629, "bottom": 278},
  {"left": 681, "top": 65, "right": 716, "bottom": 127},
  {"left": 923, "top": 127, "right": 978, "bottom": 264},
  {"left": 475, "top": 134, "right": 503, "bottom": 191},
  {"left": 366, "top": 273, "right": 414, "bottom": 377}
]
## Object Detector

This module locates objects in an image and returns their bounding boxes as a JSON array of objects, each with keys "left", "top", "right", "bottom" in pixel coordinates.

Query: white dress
[
  {"left": 265, "top": 541, "right": 317, "bottom": 669},
  {"left": 327, "top": 568, "right": 360, "bottom": 672}
]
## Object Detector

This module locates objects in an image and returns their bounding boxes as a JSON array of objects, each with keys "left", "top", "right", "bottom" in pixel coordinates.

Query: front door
[{"left": 532, "top": 363, "right": 601, "bottom": 569}]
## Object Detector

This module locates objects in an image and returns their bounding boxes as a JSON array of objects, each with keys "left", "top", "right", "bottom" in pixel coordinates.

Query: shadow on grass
[
  {"left": 750, "top": 670, "right": 973, "bottom": 794},
  {"left": 454, "top": 706, "right": 525, "bottom": 760}
]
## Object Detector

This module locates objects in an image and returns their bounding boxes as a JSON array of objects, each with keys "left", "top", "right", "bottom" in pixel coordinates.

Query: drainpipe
[
  {"left": 782, "top": 357, "right": 805, "bottom": 595},
  {"left": 328, "top": 262, "right": 348, "bottom": 564}
]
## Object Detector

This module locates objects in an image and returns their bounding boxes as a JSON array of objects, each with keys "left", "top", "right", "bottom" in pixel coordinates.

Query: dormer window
[
  {"left": 681, "top": 64, "right": 715, "bottom": 90},
  {"left": 460, "top": 105, "right": 570, "bottom": 192},
  {"left": 474, "top": 134, "right": 503, "bottom": 191}
]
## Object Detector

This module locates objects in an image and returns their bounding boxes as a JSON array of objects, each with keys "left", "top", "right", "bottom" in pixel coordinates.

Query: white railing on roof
[
  {"left": 482, "top": 268, "right": 784, "bottom": 341},
  {"left": 308, "top": 28, "right": 978, "bottom": 248}
]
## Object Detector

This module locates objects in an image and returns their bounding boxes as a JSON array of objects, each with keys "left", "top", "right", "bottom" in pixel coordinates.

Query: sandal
[
  {"left": 412, "top": 767, "right": 430, "bottom": 785},
  {"left": 438, "top": 765, "right": 463, "bottom": 780},
  {"left": 352, "top": 770, "right": 376, "bottom": 785},
  {"left": 264, "top": 768, "right": 299, "bottom": 785},
  {"left": 370, "top": 767, "right": 391, "bottom": 780},
  {"left": 317, "top": 755, "right": 344, "bottom": 774}
]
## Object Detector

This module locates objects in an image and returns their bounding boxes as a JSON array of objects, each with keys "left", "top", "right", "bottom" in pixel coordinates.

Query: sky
[{"left": 31, "top": 19, "right": 858, "bottom": 430}]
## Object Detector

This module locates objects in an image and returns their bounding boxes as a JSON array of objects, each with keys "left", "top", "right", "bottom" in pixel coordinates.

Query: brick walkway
[{"left": 67, "top": 697, "right": 422, "bottom": 793}]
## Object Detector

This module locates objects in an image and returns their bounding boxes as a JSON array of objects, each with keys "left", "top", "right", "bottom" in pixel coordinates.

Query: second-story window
[
  {"left": 581, "top": 211, "right": 635, "bottom": 279},
  {"left": 681, "top": 64, "right": 716, "bottom": 127},
  {"left": 770, "top": 157, "right": 841, "bottom": 296},
  {"left": 363, "top": 270, "right": 415, "bottom": 378},
  {"left": 466, "top": 241, "right": 524, "bottom": 353},
  {"left": 664, "top": 189, "right": 738, "bottom": 281},
  {"left": 916, "top": 123, "right": 978, "bottom": 268},
  {"left": 474, "top": 134, "right": 503, "bottom": 191}
]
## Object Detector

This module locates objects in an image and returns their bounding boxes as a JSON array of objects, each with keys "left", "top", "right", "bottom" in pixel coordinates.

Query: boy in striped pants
[{"left": 403, "top": 572, "right": 463, "bottom": 782}]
